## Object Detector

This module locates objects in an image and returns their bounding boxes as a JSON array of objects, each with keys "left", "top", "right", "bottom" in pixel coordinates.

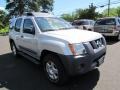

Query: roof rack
[{"left": 23, "top": 12, "right": 34, "bottom": 16}]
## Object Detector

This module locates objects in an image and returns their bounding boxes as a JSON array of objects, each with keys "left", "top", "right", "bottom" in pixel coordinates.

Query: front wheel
[
  {"left": 118, "top": 34, "right": 120, "bottom": 41},
  {"left": 115, "top": 34, "right": 120, "bottom": 41},
  {"left": 43, "top": 54, "right": 68, "bottom": 85},
  {"left": 11, "top": 42, "right": 19, "bottom": 57}
]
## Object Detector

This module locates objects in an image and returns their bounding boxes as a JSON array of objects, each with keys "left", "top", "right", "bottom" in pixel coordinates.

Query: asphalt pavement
[{"left": 0, "top": 36, "right": 120, "bottom": 90}]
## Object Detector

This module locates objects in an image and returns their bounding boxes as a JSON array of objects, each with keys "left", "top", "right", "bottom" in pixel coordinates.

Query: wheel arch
[
  {"left": 40, "top": 50, "right": 66, "bottom": 71},
  {"left": 9, "top": 38, "right": 14, "bottom": 49}
]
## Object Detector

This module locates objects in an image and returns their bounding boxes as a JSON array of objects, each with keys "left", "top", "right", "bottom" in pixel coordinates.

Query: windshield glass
[
  {"left": 78, "top": 21, "right": 89, "bottom": 25},
  {"left": 73, "top": 20, "right": 89, "bottom": 25},
  {"left": 35, "top": 17, "right": 74, "bottom": 32},
  {"left": 95, "top": 18, "right": 116, "bottom": 25}
]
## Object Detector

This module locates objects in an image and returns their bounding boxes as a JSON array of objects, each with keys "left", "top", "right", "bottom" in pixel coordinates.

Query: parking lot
[{"left": 0, "top": 36, "right": 120, "bottom": 90}]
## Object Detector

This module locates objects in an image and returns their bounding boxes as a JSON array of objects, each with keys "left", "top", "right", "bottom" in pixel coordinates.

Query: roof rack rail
[
  {"left": 23, "top": 12, "right": 34, "bottom": 16},
  {"left": 41, "top": 10, "right": 49, "bottom": 13}
]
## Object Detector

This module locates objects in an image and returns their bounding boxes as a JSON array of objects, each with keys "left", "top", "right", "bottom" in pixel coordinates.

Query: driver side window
[{"left": 23, "top": 19, "right": 35, "bottom": 34}]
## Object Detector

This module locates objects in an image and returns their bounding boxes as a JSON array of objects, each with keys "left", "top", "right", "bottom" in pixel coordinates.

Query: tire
[
  {"left": 83, "top": 26, "right": 86, "bottom": 30},
  {"left": 11, "top": 42, "right": 19, "bottom": 57},
  {"left": 115, "top": 34, "right": 120, "bottom": 41},
  {"left": 88, "top": 29, "right": 92, "bottom": 31},
  {"left": 43, "top": 54, "right": 68, "bottom": 85}
]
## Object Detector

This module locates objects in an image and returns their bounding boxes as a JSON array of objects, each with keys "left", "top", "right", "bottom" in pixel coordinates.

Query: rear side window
[
  {"left": 15, "top": 18, "right": 22, "bottom": 32},
  {"left": 95, "top": 18, "right": 116, "bottom": 25}
]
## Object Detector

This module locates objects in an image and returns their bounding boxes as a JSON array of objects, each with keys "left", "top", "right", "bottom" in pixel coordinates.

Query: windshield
[
  {"left": 73, "top": 20, "right": 89, "bottom": 25},
  {"left": 95, "top": 18, "right": 116, "bottom": 25},
  {"left": 35, "top": 17, "right": 74, "bottom": 32},
  {"left": 79, "top": 21, "right": 89, "bottom": 25}
]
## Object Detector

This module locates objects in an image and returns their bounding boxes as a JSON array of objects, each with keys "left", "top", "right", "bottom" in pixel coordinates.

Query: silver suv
[
  {"left": 9, "top": 12, "right": 106, "bottom": 85},
  {"left": 94, "top": 17, "right": 120, "bottom": 40}
]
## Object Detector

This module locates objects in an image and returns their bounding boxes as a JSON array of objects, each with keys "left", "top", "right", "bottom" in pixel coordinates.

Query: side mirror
[{"left": 24, "top": 26, "right": 35, "bottom": 35}]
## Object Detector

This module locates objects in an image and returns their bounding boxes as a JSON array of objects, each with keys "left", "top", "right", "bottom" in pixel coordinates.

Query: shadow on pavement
[
  {"left": 0, "top": 53, "right": 100, "bottom": 90},
  {"left": 105, "top": 37, "right": 119, "bottom": 45}
]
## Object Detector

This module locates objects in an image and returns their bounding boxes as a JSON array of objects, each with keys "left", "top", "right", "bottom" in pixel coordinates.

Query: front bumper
[
  {"left": 58, "top": 43, "right": 106, "bottom": 76},
  {"left": 102, "top": 31, "right": 119, "bottom": 36}
]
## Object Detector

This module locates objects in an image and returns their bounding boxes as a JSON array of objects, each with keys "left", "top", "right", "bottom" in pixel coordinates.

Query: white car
[
  {"left": 9, "top": 12, "right": 106, "bottom": 85},
  {"left": 72, "top": 19, "right": 95, "bottom": 31}
]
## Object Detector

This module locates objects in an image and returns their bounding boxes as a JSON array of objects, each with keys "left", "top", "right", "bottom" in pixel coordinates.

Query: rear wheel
[
  {"left": 88, "top": 29, "right": 92, "bottom": 31},
  {"left": 43, "top": 54, "right": 68, "bottom": 85}
]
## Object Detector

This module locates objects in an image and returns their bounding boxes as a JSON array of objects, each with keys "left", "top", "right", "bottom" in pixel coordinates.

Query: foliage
[
  {"left": 0, "top": 26, "right": 9, "bottom": 35},
  {"left": 75, "top": 4, "right": 98, "bottom": 19},
  {"left": 40, "top": 0, "right": 54, "bottom": 12},
  {"left": 0, "top": 10, "right": 7, "bottom": 29},
  {"left": 5, "top": 0, "right": 54, "bottom": 16},
  {"left": 117, "top": 7, "right": 120, "bottom": 17},
  {"left": 61, "top": 3, "right": 102, "bottom": 21},
  {"left": 102, "top": 8, "right": 117, "bottom": 17},
  {"left": 61, "top": 13, "right": 76, "bottom": 22},
  {"left": 102, "top": 7, "right": 120, "bottom": 17}
]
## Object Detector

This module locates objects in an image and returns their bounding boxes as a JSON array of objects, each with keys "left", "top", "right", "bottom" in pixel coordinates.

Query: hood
[{"left": 44, "top": 29, "right": 102, "bottom": 43}]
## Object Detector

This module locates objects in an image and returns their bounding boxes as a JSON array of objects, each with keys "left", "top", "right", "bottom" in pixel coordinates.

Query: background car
[
  {"left": 94, "top": 17, "right": 120, "bottom": 40},
  {"left": 72, "top": 19, "right": 95, "bottom": 31}
]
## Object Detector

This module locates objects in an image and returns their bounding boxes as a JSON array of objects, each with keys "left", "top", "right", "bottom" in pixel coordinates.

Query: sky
[{"left": 0, "top": 0, "right": 120, "bottom": 15}]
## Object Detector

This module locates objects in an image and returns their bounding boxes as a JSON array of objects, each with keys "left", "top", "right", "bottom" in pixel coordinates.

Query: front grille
[{"left": 90, "top": 38, "right": 105, "bottom": 49}]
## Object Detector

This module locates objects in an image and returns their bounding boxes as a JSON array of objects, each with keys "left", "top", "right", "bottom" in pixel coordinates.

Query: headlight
[{"left": 69, "top": 43, "right": 87, "bottom": 56}]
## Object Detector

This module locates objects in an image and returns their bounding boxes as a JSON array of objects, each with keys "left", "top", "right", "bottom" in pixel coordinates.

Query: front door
[{"left": 19, "top": 18, "right": 37, "bottom": 58}]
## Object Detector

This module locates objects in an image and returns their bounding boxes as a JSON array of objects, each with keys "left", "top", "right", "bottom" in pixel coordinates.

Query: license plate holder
[
  {"left": 91, "top": 56, "right": 105, "bottom": 68},
  {"left": 98, "top": 56, "right": 105, "bottom": 66}
]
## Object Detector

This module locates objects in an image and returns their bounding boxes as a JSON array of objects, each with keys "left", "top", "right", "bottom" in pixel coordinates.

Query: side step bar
[{"left": 18, "top": 52, "right": 40, "bottom": 65}]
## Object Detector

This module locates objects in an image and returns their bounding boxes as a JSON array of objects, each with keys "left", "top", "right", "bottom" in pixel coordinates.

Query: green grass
[{"left": 0, "top": 26, "right": 9, "bottom": 35}]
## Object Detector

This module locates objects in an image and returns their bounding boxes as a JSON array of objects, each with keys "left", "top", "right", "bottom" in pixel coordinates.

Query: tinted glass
[
  {"left": 95, "top": 18, "right": 116, "bottom": 25},
  {"left": 15, "top": 18, "right": 22, "bottom": 32},
  {"left": 23, "top": 19, "right": 34, "bottom": 34},
  {"left": 73, "top": 21, "right": 89, "bottom": 25}
]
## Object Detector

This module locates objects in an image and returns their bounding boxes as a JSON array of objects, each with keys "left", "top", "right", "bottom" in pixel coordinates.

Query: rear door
[{"left": 19, "top": 18, "right": 38, "bottom": 58}]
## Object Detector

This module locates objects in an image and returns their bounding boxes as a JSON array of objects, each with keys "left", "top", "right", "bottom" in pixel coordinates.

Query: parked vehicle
[
  {"left": 94, "top": 17, "right": 120, "bottom": 40},
  {"left": 9, "top": 12, "right": 106, "bottom": 85},
  {"left": 72, "top": 19, "right": 95, "bottom": 31}
]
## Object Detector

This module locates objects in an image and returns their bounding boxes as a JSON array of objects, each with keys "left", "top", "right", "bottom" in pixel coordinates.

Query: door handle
[{"left": 21, "top": 35, "right": 24, "bottom": 38}]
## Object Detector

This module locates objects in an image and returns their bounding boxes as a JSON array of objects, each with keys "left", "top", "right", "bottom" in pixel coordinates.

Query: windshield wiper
[
  {"left": 42, "top": 29, "right": 55, "bottom": 32},
  {"left": 58, "top": 27, "right": 74, "bottom": 30}
]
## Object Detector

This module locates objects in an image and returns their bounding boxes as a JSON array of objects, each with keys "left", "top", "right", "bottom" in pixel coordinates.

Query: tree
[
  {"left": 0, "top": 10, "right": 6, "bottom": 29},
  {"left": 74, "top": 3, "right": 100, "bottom": 20},
  {"left": 102, "top": 8, "right": 118, "bottom": 17},
  {"left": 5, "top": 0, "right": 54, "bottom": 16},
  {"left": 61, "top": 13, "right": 76, "bottom": 22},
  {"left": 40, "top": 0, "right": 54, "bottom": 12},
  {"left": 61, "top": 3, "right": 103, "bottom": 21},
  {"left": 117, "top": 7, "right": 120, "bottom": 17},
  {"left": 101, "top": 6, "right": 120, "bottom": 17}
]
